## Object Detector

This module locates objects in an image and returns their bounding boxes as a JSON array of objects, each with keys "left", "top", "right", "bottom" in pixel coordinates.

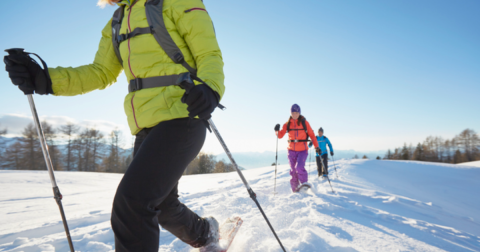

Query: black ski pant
[
  {"left": 316, "top": 154, "right": 329, "bottom": 176},
  {"left": 111, "top": 118, "right": 209, "bottom": 252}
]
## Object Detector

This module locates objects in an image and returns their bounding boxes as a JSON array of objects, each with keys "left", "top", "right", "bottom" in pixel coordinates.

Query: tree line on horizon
[
  {"left": 184, "top": 152, "right": 237, "bottom": 175},
  {"left": 383, "top": 128, "right": 480, "bottom": 163},
  {"left": 0, "top": 122, "right": 131, "bottom": 173},
  {"left": 0, "top": 122, "right": 237, "bottom": 174}
]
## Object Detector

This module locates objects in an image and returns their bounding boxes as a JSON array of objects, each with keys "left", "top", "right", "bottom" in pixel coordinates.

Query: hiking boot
[{"left": 199, "top": 217, "right": 220, "bottom": 252}]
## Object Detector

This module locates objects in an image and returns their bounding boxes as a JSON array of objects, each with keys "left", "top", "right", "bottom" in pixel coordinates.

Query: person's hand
[
  {"left": 274, "top": 124, "right": 280, "bottom": 131},
  {"left": 181, "top": 84, "right": 219, "bottom": 120},
  {"left": 4, "top": 54, "right": 52, "bottom": 95},
  {"left": 330, "top": 152, "right": 334, "bottom": 156},
  {"left": 316, "top": 147, "right": 321, "bottom": 153}
]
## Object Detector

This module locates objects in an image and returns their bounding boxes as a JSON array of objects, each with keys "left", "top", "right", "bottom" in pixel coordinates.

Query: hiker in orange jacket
[{"left": 275, "top": 104, "right": 319, "bottom": 192}]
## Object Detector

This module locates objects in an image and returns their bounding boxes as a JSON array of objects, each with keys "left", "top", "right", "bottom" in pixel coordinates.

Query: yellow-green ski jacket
[{"left": 48, "top": 0, "right": 224, "bottom": 135}]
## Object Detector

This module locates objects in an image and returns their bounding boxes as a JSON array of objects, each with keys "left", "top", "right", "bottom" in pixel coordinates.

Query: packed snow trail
[{"left": 1, "top": 160, "right": 479, "bottom": 251}]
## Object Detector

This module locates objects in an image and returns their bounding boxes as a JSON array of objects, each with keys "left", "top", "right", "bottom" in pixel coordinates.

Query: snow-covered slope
[
  {"left": 458, "top": 160, "right": 480, "bottom": 168},
  {"left": 1, "top": 160, "right": 479, "bottom": 252}
]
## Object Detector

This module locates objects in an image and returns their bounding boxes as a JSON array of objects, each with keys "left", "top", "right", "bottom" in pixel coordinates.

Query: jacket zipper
[
  {"left": 184, "top": 8, "right": 207, "bottom": 13},
  {"left": 127, "top": 1, "right": 140, "bottom": 129}
]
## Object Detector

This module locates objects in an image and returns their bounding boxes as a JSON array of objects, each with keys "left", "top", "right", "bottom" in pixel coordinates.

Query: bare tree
[
  {"left": 2, "top": 142, "right": 23, "bottom": 170},
  {"left": 455, "top": 129, "right": 480, "bottom": 162},
  {"left": 102, "top": 129, "right": 126, "bottom": 173},
  {"left": 88, "top": 127, "right": 104, "bottom": 172},
  {"left": 0, "top": 125, "right": 7, "bottom": 166},
  {"left": 20, "top": 123, "right": 44, "bottom": 170},
  {"left": 42, "top": 121, "right": 63, "bottom": 171},
  {"left": 59, "top": 123, "right": 79, "bottom": 171}
]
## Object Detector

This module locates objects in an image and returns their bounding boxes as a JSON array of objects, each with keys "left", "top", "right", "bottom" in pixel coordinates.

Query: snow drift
[{"left": 1, "top": 159, "right": 479, "bottom": 252}]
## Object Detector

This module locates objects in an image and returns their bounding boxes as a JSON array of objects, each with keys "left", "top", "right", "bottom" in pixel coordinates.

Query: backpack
[
  {"left": 111, "top": 0, "right": 202, "bottom": 93},
  {"left": 286, "top": 117, "right": 310, "bottom": 143}
]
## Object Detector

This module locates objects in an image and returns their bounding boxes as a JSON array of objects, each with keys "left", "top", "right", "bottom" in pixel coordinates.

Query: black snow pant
[
  {"left": 111, "top": 118, "right": 210, "bottom": 252},
  {"left": 316, "top": 154, "right": 329, "bottom": 176}
]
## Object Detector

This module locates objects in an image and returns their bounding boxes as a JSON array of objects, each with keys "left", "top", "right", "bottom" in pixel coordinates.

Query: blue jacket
[{"left": 309, "top": 136, "right": 333, "bottom": 156}]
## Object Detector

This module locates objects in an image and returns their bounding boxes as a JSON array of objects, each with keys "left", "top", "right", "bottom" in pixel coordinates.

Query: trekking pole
[
  {"left": 208, "top": 119, "right": 287, "bottom": 252},
  {"left": 308, "top": 148, "right": 312, "bottom": 177},
  {"left": 176, "top": 73, "right": 286, "bottom": 252},
  {"left": 5, "top": 48, "right": 75, "bottom": 252},
  {"left": 332, "top": 156, "right": 339, "bottom": 179},
  {"left": 318, "top": 154, "right": 334, "bottom": 193},
  {"left": 274, "top": 132, "right": 279, "bottom": 194}
]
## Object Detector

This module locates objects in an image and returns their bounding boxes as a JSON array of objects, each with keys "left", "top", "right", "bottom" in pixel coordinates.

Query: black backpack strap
[
  {"left": 288, "top": 140, "right": 309, "bottom": 143},
  {"left": 128, "top": 74, "right": 182, "bottom": 92},
  {"left": 111, "top": 6, "right": 125, "bottom": 66},
  {"left": 145, "top": 0, "right": 197, "bottom": 76},
  {"left": 117, "top": 27, "right": 154, "bottom": 44},
  {"left": 301, "top": 118, "right": 309, "bottom": 142}
]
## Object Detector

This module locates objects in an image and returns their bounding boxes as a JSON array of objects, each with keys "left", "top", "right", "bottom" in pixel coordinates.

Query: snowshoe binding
[{"left": 295, "top": 182, "right": 312, "bottom": 193}]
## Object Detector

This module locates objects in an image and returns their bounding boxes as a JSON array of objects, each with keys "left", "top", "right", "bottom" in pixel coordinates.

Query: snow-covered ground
[
  {"left": 458, "top": 160, "right": 480, "bottom": 168},
  {"left": 1, "top": 159, "right": 479, "bottom": 252}
]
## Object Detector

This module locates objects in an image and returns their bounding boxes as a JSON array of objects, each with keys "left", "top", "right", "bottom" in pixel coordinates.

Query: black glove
[
  {"left": 308, "top": 142, "right": 313, "bottom": 148},
  {"left": 181, "top": 84, "right": 219, "bottom": 120},
  {"left": 274, "top": 124, "right": 280, "bottom": 131},
  {"left": 316, "top": 147, "right": 321, "bottom": 153},
  {"left": 4, "top": 54, "right": 53, "bottom": 95},
  {"left": 330, "top": 152, "right": 334, "bottom": 156}
]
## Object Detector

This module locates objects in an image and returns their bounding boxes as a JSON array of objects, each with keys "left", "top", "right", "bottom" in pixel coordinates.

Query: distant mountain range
[
  {"left": 216, "top": 149, "right": 386, "bottom": 169},
  {"left": 1, "top": 136, "right": 385, "bottom": 170}
]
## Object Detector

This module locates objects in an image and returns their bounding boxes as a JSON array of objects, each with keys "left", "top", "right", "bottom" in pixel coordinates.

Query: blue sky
[{"left": 0, "top": 0, "right": 478, "bottom": 154}]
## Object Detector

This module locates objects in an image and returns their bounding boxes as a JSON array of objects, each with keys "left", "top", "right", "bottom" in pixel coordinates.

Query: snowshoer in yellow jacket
[{"left": 4, "top": 0, "right": 225, "bottom": 251}]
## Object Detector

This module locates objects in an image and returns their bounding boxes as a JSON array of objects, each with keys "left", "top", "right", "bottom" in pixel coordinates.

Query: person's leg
[
  {"left": 322, "top": 154, "right": 329, "bottom": 175},
  {"left": 111, "top": 118, "right": 207, "bottom": 252},
  {"left": 296, "top": 150, "right": 309, "bottom": 184},
  {"left": 288, "top": 150, "right": 300, "bottom": 192},
  {"left": 315, "top": 155, "right": 322, "bottom": 177},
  {"left": 157, "top": 183, "right": 209, "bottom": 247}
]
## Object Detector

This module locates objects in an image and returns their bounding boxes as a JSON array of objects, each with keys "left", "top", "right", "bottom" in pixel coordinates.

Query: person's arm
[
  {"left": 327, "top": 138, "right": 334, "bottom": 154},
  {"left": 173, "top": 0, "right": 225, "bottom": 99},
  {"left": 277, "top": 123, "right": 287, "bottom": 139},
  {"left": 306, "top": 121, "right": 319, "bottom": 148},
  {"left": 49, "top": 20, "right": 123, "bottom": 96}
]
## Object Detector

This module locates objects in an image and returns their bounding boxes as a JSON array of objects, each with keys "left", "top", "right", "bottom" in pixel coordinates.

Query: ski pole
[
  {"left": 308, "top": 146, "right": 312, "bottom": 180},
  {"left": 208, "top": 119, "right": 287, "bottom": 252},
  {"left": 318, "top": 153, "right": 334, "bottom": 193},
  {"left": 332, "top": 155, "right": 339, "bottom": 179},
  {"left": 4, "top": 48, "right": 75, "bottom": 252},
  {"left": 175, "top": 74, "right": 286, "bottom": 252},
  {"left": 274, "top": 132, "right": 279, "bottom": 194}
]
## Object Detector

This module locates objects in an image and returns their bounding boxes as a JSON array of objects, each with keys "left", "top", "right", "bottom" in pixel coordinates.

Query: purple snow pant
[{"left": 288, "top": 150, "right": 309, "bottom": 192}]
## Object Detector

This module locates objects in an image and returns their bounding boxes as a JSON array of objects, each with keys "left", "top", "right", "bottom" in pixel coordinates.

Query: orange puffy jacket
[{"left": 277, "top": 117, "right": 319, "bottom": 152}]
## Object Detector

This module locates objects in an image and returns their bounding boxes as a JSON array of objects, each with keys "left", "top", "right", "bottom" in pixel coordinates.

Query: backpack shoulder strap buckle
[{"left": 129, "top": 78, "right": 143, "bottom": 92}]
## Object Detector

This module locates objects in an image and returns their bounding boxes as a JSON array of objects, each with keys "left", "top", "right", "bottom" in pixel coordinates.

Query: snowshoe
[
  {"left": 295, "top": 182, "right": 312, "bottom": 193},
  {"left": 218, "top": 216, "right": 243, "bottom": 252},
  {"left": 199, "top": 217, "right": 220, "bottom": 252},
  {"left": 198, "top": 216, "right": 243, "bottom": 252}
]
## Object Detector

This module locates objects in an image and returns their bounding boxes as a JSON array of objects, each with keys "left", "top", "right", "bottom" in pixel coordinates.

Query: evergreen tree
[
  {"left": 384, "top": 149, "right": 393, "bottom": 159},
  {"left": 401, "top": 143, "right": 409, "bottom": 160},
  {"left": 413, "top": 143, "right": 424, "bottom": 161},
  {"left": 198, "top": 153, "right": 216, "bottom": 174}
]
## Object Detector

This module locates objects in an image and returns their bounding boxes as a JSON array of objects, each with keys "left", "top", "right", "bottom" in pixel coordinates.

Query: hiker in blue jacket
[{"left": 309, "top": 127, "right": 334, "bottom": 177}]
